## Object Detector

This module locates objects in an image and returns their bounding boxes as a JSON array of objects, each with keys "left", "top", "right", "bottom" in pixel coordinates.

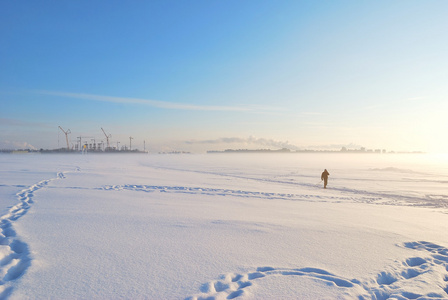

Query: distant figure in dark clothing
[{"left": 321, "top": 169, "right": 330, "bottom": 188}]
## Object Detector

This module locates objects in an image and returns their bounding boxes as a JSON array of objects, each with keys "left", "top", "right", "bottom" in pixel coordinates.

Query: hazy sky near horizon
[{"left": 1, "top": 1, "right": 447, "bottom": 153}]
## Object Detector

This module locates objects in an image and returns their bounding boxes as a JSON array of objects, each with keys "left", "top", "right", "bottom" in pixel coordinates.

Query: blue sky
[{"left": 1, "top": 1, "right": 447, "bottom": 152}]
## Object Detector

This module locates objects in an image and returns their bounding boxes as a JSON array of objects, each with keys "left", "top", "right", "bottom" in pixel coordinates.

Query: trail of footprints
[
  {"left": 186, "top": 241, "right": 448, "bottom": 300},
  {"left": 105, "top": 183, "right": 447, "bottom": 209},
  {"left": 0, "top": 172, "right": 65, "bottom": 299},
  {"left": 104, "top": 184, "right": 376, "bottom": 204}
]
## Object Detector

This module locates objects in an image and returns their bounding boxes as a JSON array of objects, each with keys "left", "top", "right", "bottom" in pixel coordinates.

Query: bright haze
[{"left": 1, "top": 1, "right": 447, "bottom": 153}]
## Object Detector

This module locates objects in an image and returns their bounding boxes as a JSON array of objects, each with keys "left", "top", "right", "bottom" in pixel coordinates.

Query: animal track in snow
[
  {"left": 0, "top": 172, "right": 66, "bottom": 299},
  {"left": 186, "top": 241, "right": 448, "bottom": 300}
]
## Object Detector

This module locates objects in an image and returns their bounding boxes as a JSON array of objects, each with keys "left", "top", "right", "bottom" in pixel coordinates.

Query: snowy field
[{"left": 0, "top": 153, "right": 447, "bottom": 299}]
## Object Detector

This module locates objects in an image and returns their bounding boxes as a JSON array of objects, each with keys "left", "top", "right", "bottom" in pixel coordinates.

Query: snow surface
[{"left": 0, "top": 153, "right": 447, "bottom": 299}]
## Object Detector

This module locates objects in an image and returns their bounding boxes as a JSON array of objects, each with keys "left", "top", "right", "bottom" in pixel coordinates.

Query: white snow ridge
[{"left": 0, "top": 153, "right": 447, "bottom": 299}]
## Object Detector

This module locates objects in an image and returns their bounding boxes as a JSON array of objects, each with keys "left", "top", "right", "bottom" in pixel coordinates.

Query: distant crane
[
  {"left": 58, "top": 126, "right": 71, "bottom": 150},
  {"left": 101, "top": 128, "right": 112, "bottom": 150}
]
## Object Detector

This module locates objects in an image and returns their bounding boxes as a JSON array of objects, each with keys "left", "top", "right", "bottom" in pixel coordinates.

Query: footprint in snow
[
  {"left": 186, "top": 241, "right": 448, "bottom": 300},
  {"left": 0, "top": 172, "right": 66, "bottom": 299}
]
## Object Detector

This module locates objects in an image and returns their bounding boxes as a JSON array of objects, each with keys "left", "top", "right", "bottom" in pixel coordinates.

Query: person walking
[{"left": 321, "top": 169, "right": 330, "bottom": 188}]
